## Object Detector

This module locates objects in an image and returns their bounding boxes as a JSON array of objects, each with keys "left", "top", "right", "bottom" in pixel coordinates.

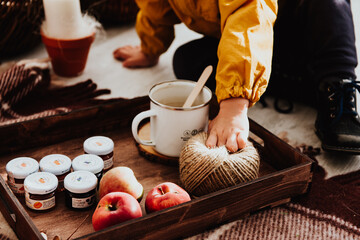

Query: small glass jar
[
  {"left": 64, "top": 170, "right": 98, "bottom": 210},
  {"left": 40, "top": 154, "right": 72, "bottom": 192},
  {"left": 24, "top": 172, "right": 58, "bottom": 211},
  {"left": 83, "top": 136, "right": 114, "bottom": 171},
  {"left": 6, "top": 157, "right": 39, "bottom": 196},
  {"left": 72, "top": 154, "right": 104, "bottom": 184}
]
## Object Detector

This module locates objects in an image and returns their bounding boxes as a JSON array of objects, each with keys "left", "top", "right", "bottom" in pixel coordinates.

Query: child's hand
[
  {"left": 113, "top": 45, "right": 158, "bottom": 68},
  {"left": 206, "top": 98, "right": 249, "bottom": 152}
]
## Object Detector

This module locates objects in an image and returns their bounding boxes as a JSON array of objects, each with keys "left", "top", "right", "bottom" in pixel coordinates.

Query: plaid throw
[{"left": 0, "top": 59, "right": 111, "bottom": 126}]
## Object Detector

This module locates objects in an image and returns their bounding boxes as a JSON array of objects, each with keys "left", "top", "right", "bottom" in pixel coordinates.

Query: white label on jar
[
  {"left": 103, "top": 156, "right": 113, "bottom": 170},
  {"left": 72, "top": 194, "right": 96, "bottom": 208},
  {"left": 8, "top": 179, "right": 24, "bottom": 194},
  {"left": 25, "top": 192, "right": 55, "bottom": 210}
]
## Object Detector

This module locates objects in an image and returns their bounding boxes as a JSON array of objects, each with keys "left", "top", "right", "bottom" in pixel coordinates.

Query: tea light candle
[{"left": 42, "top": 0, "right": 90, "bottom": 39}]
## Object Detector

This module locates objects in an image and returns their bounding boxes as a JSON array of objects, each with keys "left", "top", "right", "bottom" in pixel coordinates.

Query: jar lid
[
  {"left": 83, "top": 136, "right": 114, "bottom": 155},
  {"left": 24, "top": 172, "right": 58, "bottom": 195},
  {"left": 64, "top": 171, "right": 98, "bottom": 194},
  {"left": 6, "top": 157, "right": 39, "bottom": 179},
  {"left": 40, "top": 154, "right": 72, "bottom": 175},
  {"left": 72, "top": 154, "right": 104, "bottom": 174}
]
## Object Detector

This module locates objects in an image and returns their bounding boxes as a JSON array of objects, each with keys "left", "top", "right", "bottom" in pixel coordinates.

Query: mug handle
[{"left": 131, "top": 110, "right": 156, "bottom": 146}]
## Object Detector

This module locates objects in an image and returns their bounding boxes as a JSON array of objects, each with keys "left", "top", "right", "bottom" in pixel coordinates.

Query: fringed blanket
[{"left": 0, "top": 59, "right": 114, "bottom": 126}]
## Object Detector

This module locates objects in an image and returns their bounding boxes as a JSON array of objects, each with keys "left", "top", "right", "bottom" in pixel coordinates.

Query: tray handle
[
  {"left": 249, "top": 118, "right": 314, "bottom": 169},
  {"left": 0, "top": 191, "right": 16, "bottom": 228}
]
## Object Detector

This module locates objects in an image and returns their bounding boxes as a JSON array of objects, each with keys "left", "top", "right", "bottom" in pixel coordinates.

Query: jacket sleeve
[
  {"left": 216, "top": 0, "right": 277, "bottom": 106},
  {"left": 135, "top": 0, "right": 181, "bottom": 58}
]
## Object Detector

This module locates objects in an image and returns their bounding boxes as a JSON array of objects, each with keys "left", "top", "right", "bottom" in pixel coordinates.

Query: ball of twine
[{"left": 179, "top": 132, "right": 260, "bottom": 196}]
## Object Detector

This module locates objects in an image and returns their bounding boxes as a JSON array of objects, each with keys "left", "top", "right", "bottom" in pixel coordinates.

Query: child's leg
[
  {"left": 172, "top": 36, "right": 219, "bottom": 92},
  {"left": 274, "top": 0, "right": 360, "bottom": 153},
  {"left": 272, "top": 0, "right": 357, "bottom": 85},
  {"left": 303, "top": 0, "right": 357, "bottom": 81},
  {"left": 269, "top": 0, "right": 357, "bottom": 102}
]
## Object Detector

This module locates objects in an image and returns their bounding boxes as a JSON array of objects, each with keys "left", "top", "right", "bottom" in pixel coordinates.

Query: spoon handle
[{"left": 182, "top": 65, "right": 213, "bottom": 108}]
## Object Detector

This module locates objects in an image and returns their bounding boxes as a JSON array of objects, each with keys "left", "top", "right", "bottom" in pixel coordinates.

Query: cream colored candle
[{"left": 42, "top": 0, "right": 92, "bottom": 39}]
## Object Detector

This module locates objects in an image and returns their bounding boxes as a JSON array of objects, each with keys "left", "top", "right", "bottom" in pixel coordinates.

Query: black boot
[{"left": 315, "top": 77, "right": 360, "bottom": 153}]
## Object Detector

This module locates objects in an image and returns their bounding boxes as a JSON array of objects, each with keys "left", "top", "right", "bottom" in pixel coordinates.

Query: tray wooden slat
[{"left": 0, "top": 97, "right": 149, "bottom": 155}]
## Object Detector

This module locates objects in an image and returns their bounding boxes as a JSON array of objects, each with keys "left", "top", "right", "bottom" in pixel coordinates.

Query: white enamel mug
[{"left": 132, "top": 80, "right": 212, "bottom": 157}]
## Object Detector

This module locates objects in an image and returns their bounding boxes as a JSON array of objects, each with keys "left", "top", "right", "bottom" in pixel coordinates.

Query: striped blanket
[{"left": 0, "top": 59, "right": 111, "bottom": 126}]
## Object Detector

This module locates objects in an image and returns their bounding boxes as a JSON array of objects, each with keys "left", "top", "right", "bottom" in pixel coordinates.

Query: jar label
[
  {"left": 8, "top": 179, "right": 24, "bottom": 194},
  {"left": 103, "top": 157, "right": 113, "bottom": 170},
  {"left": 72, "top": 194, "right": 96, "bottom": 208},
  {"left": 25, "top": 193, "right": 55, "bottom": 210}
]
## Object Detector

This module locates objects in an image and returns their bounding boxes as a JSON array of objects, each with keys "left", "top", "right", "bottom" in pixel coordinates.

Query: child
[
  {"left": 114, "top": 0, "right": 359, "bottom": 154},
  {"left": 114, "top": 0, "right": 277, "bottom": 153}
]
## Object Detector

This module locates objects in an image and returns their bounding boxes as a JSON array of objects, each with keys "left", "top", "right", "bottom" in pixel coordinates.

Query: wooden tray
[{"left": 0, "top": 97, "right": 314, "bottom": 240}]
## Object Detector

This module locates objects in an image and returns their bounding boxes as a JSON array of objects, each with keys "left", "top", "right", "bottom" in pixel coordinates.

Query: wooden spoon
[{"left": 182, "top": 65, "right": 213, "bottom": 108}]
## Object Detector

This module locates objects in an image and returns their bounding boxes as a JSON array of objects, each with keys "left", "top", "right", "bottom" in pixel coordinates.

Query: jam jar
[
  {"left": 24, "top": 172, "right": 58, "bottom": 211},
  {"left": 39, "top": 154, "right": 72, "bottom": 192},
  {"left": 6, "top": 157, "right": 39, "bottom": 196},
  {"left": 83, "top": 136, "right": 114, "bottom": 171},
  {"left": 64, "top": 170, "right": 98, "bottom": 210},
  {"left": 72, "top": 154, "right": 104, "bottom": 183}
]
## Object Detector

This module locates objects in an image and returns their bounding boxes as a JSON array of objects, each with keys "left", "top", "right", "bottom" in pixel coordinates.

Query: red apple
[
  {"left": 145, "top": 182, "right": 191, "bottom": 213},
  {"left": 99, "top": 166, "right": 144, "bottom": 202},
  {"left": 92, "top": 192, "right": 142, "bottom": 231}
]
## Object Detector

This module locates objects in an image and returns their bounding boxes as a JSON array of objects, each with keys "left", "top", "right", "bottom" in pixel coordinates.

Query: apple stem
[
  {"left": 108, "top": 204, "right": 117, "bottom": 211},
  {"left": 158, "top": 187, "right": 165, "bottom": 195}
]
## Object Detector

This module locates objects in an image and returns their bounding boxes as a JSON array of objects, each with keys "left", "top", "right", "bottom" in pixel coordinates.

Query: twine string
[{"left": 179, "top": 132, "right": 260, "bottom": 196}]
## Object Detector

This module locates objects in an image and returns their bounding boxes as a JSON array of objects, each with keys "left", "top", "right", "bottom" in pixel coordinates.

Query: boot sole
[
  {"left": 315, "top": 129, "right": 360, "bottom": 154},
  {"left": 321, "top": 143, "right": 360, "bottom": 154}
]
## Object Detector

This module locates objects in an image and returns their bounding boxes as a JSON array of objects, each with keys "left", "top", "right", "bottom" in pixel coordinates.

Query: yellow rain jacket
[{"left": 135, "top": 0, "right": 277, "bottom": 106}]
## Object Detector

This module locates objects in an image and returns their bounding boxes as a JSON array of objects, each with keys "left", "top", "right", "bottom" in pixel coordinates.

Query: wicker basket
[
  {"left": 0, "top": 0, "right": 44, "bottom": 59},
  {"left": 0, "top": 0, "right": 138, "bottom": 60},
  {"left": 81, "top": 0, "right": 139, "bottom": 26},
  {"left": 0, "top": 0, "right": 138, "bottom": 59}
]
